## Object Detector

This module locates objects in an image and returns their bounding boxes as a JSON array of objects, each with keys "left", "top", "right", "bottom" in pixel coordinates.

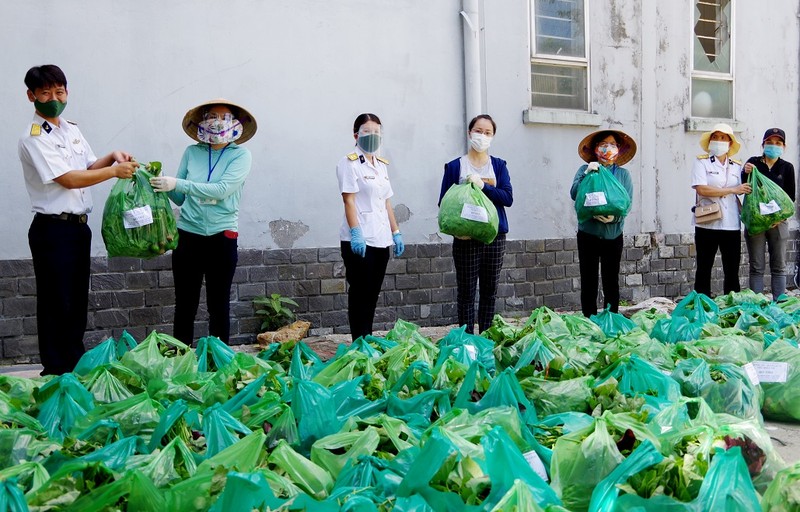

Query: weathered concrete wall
[
  {"left": 0, "top": 1, "right": 797, "bottom": 258},
  {"left": 3, "top": 231, "right": 796, "bottom": 365}
]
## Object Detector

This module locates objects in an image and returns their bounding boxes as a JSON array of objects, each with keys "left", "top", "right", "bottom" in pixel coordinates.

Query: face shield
[{"left": 356, "top": 124, "right": 383, "bottom": 155}]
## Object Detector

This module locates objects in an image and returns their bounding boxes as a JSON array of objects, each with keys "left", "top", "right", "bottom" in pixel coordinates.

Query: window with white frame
[
  {"left": 530, "top": 0, "right": 588, "bottom": 110},
  {"left": 691, "top": 0, "right": 733, "bottom": 118}
]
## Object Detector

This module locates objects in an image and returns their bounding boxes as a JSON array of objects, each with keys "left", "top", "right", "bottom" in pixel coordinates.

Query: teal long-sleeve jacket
[
  {"left": 569, "top": 163, "right": 633, "bottom": 239},
  {"left": 166, "top": 142, "right": 252, "bottom": 235}
]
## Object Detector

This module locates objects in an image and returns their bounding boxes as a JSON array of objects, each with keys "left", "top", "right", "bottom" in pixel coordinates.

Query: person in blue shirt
[
  {"left": 438, "top": 114, "right": 513, "bottom": 334},
  {"left": 150, "top": 99, "right": 256, "bottom": 344},
  {"left": 570, "top": 129, "right": 636, "bottom": 317}
]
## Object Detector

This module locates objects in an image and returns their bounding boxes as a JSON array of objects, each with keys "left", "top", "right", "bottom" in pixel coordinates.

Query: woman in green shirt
[
  {"left": 570, "top": 129, "right": 636, "bottom": 317},
  {"left": 150, "top": 99, "right": 257, "bottom": 344}
]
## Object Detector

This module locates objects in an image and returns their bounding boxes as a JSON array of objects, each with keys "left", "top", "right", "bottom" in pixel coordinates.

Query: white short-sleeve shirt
[
  {"left": 691, "top": 154, "right": 743, "bottom": 230},
  {"left": 18, "top": 114, "right": 98, "bottom": 215},
  {"left": 458, "top": 155, "right": 497, "bottom": 183},
  {"left": 337, "top": 147, "right": 394, "bottom": 247}
]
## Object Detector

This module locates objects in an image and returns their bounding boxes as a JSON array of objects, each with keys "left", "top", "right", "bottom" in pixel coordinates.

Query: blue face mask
[{"left": 764, "top": 144, "right": 784, "bottom": 159}]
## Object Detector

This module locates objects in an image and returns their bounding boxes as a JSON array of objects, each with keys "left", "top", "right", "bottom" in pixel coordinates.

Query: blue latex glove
[
  {"left": 393, "top": 232, "right": 404, "bottom": 257},
  {"left": 350, "top": 226, "right": 366, "bottom": 257}
]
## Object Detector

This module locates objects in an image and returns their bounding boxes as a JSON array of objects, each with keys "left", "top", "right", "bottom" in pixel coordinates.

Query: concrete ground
[{"left": 3, "top": 323, "right": 800, "bottom": 467}]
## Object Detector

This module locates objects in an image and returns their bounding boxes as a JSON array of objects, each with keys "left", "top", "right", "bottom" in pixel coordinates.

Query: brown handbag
[{"left": 694, "top": 197, "right": 722, "bottom": 223}]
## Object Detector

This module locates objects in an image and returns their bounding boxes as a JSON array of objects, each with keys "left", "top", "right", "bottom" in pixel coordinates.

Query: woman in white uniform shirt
[
  {"left": 337, "top": 113, "right": 404, "bottom": 340},
  {"left": 691, "top": 123, "right": 751, "bottom": 296}
]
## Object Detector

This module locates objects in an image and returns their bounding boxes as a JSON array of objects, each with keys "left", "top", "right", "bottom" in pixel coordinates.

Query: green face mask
[
  {"left": 357, "top": 133, "right": 382, "bottom": 154},
  {"left": 34, "top": 99, "right": 67, "bottom": 118}
]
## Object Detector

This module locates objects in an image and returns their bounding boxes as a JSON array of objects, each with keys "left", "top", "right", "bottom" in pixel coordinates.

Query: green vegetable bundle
[
  {"left": 574, "top": 165, "right": 631, "bottom": 223},
  {"left": 4, "top": 294, "right": 800, "bottom": 510},
  {"left": 438, "top": 182, "right": 499, "bottom": 244},
  {"left": 102, "top": 162, "right": 179, "bottom": 258},
  {"left": 741, "top": 167, "right": 794, "bottom": 235}
]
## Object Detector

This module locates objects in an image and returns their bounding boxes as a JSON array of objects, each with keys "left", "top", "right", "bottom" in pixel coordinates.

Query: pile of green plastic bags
[{"left": 4, "top": 290, "right": 800, "bottom": 511}]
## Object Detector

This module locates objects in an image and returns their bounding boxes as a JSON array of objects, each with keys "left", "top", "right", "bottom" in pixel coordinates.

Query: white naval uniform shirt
[
  {"left": 337, "top": 147, "right": 394, "bottom": 248},
  {"left": 18, "top": 113, "right": 98, "bottom": 215},
  {"left": 691, "top": 154, "right": 743, "bottom": 231}
]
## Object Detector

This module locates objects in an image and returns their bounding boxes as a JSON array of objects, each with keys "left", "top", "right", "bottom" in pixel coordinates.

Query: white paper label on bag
[
  {"left": 584, "top": 192, "right": 608, "bottom": 207},
  {"left": 742, "top": 363, "right": 760, "bottom": 386},
  {"left": 464, "top": 344, "right": 478, "bottom": 360},
  {"left": 523, "top": 450, "right": 549, "bottom": 482},
  {"left": 759, "top": 200, "right": 781, "bottom": 215},
  {"left": 460, "top": 204, "right": 489, "bottom": 223},
  {"left": 752, "top": 361, "right": 789, "bottom": 383},
  {"left": 122, "top": 205, "right": 154, "bottom": 229}
]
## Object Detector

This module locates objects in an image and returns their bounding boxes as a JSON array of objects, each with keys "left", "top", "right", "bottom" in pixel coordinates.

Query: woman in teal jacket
[
  {"left": 570, "top": 129, "right": 635, "bottom": 317},
  {"left": 150, "top": 98, "right": 257, "bottom": 344}
]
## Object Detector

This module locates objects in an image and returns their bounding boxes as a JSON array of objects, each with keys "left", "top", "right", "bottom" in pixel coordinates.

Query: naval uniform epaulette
[
  {"left": 66, "top": 119, "right": 78, "bottom": 125},
  {"left": 30, "top": 123, "right": 42, "bottom": 136},
  {"left": 697, "top": 154, "right": 709, "bottom": 159},
  {"left": 376, "top": 156, "right": 389, "bottom": 165},
  {"left": 347, "top": 153, "right": 359, "bottom": 161},
  {"left": 730, "top": 158, "right": 742, "bottom": 165}
]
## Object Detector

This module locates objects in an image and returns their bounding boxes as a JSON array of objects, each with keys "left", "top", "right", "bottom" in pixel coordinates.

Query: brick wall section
[{"left": 2, "top": 231, "right": 798, "bottom": 364}]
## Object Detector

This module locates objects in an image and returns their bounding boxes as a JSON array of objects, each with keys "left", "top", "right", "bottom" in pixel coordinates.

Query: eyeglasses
[
  {"left": 598, "top": 143, "right": 618, "bottom": 150},
  {"left": 203, "top": 112, "right": 233, "bottom": 122},
  {"left": 471, "top": 129, "right": 494, "bottom": 136}
]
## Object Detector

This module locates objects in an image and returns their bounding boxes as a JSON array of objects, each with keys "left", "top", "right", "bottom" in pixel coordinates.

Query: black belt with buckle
[{"left": 35, "top": 212, "right": 89, "bottom": 224}]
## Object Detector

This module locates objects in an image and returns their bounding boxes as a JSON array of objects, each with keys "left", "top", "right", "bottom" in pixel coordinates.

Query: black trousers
[
  {"left": 341, "top": 242, "right": 390, "bottom": 341},
  {"left": 28, "top": 215, "right": 91, "bottom": 375},
  {"left": 172, "top": 229, "right": 238, "bottom": 345},
  {"left": 694, "top": 227, "right": 741, "bottom": 296},
  {"left": 452, "top": 234, "right": 506, "bottom": 334},
  {"left": 577, "top": 230, "right": 623, "bottom": 318}
]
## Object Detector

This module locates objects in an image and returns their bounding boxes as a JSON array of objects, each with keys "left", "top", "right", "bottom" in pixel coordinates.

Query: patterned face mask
[
  {"left": 595, "top": 143, "right": 619, "bottom": 163},
  {"left": 197, "top": 116, "right": 242, "bottom": 144}
]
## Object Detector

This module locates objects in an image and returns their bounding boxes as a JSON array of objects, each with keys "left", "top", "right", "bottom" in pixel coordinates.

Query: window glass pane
[
  {"left": 691, "top": 78, "right": 732, "bottom": 118},
  {"left": 693, "top": 0, "right": 731, "bottom": 73},
  {"left": 535, "top": 0, "right": 585, "bottom": 57},
  {"left": 531, "top": 63, "right": 588, "bottom": 110}
]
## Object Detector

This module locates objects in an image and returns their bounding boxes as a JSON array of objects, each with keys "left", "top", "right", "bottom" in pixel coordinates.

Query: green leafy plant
[{"left": 253, "top": 294, "right": 299, "bottom": 331}]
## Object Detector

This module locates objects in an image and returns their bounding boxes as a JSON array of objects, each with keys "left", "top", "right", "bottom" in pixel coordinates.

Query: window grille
[{"left": 531, "top": 0, "right": 588, "bottom": 110}]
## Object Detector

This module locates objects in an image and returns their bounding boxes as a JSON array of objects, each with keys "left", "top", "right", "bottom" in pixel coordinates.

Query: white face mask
[
  {"left": 469, "top": 133, "right": 492, "bottom": 153},
  {"left": 708, "top": 140, "right": 730, "bottom": 157}
]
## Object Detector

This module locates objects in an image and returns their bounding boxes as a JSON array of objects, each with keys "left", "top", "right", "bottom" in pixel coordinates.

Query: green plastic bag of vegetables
[
  {"left": 759, "top": 339, "right": 800, "bottom": 421},
  {"left": 608, "top": 446, "right": 761, "bottom": 512},
  {"left": 102, "top": 162, "right": 179, "bottom": 258},
  {"left": 574, "top": 165, "right": 631, "bottom": 223},
  {"left": 438, "top": 182, "right": 499, "bottom": 244},
  {"left": 741, "top": 167, "right": 795, "bottom": 235},
  {"left": 0, "top": 478, "right": 27, "bottom": 512},
  {"left": 670, "top": 359, "right": 762, "bottom": 420},
  {"left": 590, "top": 306, "right": 637, "bottom": 337},
  {"left": 481, "top": 426, "right": 562, "bottom": 510},
  {"left": 762, "top": 460, "right": 800, "bottom": 512}
]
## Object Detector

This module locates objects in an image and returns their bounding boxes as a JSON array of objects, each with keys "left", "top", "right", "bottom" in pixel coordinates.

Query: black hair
[
  {"left": 353, "top": 113, "right": 381, "bottom": 133},
  {"left": 468, "top": 114, "right": 497, "bottom": 134},
  {"left": 590, "top": 131, "right": 620, "bottom": 148},
  {"left": 24, "top": 64, "right": 67, "bottom": 91}
]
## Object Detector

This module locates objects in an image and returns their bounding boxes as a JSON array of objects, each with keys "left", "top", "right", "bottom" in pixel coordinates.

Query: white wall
[{"left": 0, "top": 0, "right": 797, "bottom": 259}]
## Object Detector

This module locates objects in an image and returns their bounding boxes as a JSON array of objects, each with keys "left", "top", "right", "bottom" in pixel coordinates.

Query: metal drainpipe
[{"left": 460, "top": 0, "right": 482, "bottom": 125}]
